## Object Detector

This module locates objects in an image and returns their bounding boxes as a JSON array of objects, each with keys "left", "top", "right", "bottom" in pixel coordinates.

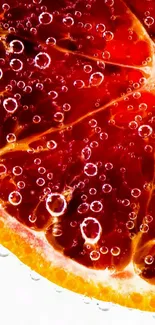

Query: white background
[{"left": 0, "top": 245, "right": 155, "bottom": 325}]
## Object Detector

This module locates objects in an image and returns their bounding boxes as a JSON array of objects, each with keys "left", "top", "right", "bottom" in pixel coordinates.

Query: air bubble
[
  {"left": 139, "top": 223, "right": 149, "bottom": 233},
  {"left": 90, "top": 200, "right": 103, "bottom": 213},
  {"left": 138, "top": 125, "right": 153, "bottom": 138},
  {"left": 8, "top": 191, "right": 22, "bottom": 206},
  {"left": 100, "top": 246, "right": 108, "bottom": 254},
  {"left": 144, "top": 215, "right": 153, "bottom": 223},
  {"left": 33, "top": 115, "right": 41, "bottom": 124},
  {"left": 62, "top": 103, "right": 71, "bottom": 112},
  {"left": 89, "top": 119, "right": 97, "bottom": 127},
  {"left": 46, "top": 37, "right": 56, "bottom": 46},
  {"left": 12, "top": 166, "right": 23, "bottom": 176},
  {"left": 126, "top": 220, "right": 134, "bottom": 230},
  {"left": 144, "top": 255, "right": 154, "bottom": 265},
  {"left": 3, "top": 97, "right": 18, "bottom": 113},
  {"left": 39, "top": 12, "right": 53, "bottom": 25},
  {"left": 81, "top": 146, "right": 91, "bottom": 160},
  {"left": 77, "top": 202, "right": 89, "bottom": 214},
  {"left": 63, "top": 16, "right": 74, "bottom": 27},
  {"left": 73, "top": 79, "right": 85, "bottom": 89},
  {"left": 17, "top": 181, "right": 25, "bottom": 189},
  {"left": 128, "top": 121, "right": 138, "bottom": 130},
  {"left": 96, "top": 23, "right": 106, "bottom": 33},
  {"left": 84, "top": 163, "right": 98, "bottom": 176},
  {"left": 128, "top": 212, "right": 137, "bottom": 220},
  {"left": 89, "top": 72, "right": 104, "bottom": 87},
  {"left": 90, "top": 250, "right": 100, "bottom": 261},
  {"left": 100, "top": 132, "right": 108, "bottom": 140},
  {"left": 0, "top": 69, "right": 3, "bottom": 79},
  {"left": 80, "top": 217, "right": 102, "bottom": 244},
  {"left": 47, "top": 140, "right": 57, "bottom": 150},
  {"left": 144, "top": 16, "right": 154, "bottom": 27},
  {"left": 6, "top": 133, "right": 16, "bottom": 143},
  {"left": 36, "top": 178, "right": 45, "bottom": 186},
  {"left": 89, "top": 188, "right": 97, "bottom": 195},
  {"left": 46, "top": 193, "right": 67, "bottom": 217},
  {"left": 83, "top": 65, "right": 92, "bottom": 73},
  {"left": 0, "top": 164, "right": 7, "bottom": 175},
  {"left": 131, "top": 188, "right": 141, "bottom": 198},
  {"left": 10, "top": 58, "right": 23, "bottom": 71},
  {"left": 102, "top": 183, "right": 112, "bottom": 193},
  {"left": 103, "top": 31, "right": 114, "bottom": 41},
  {"left": 105, "top": 162, "right": 113, "bottom": 170},
  {"left": 9, "top": 40, "right": 24, "bottom": 54},
  {"left": 34, "top": 52, "right": 51, "bottom": 69},
  {"left": 111, "top": 246, "right": 121, "bottom": 256}
]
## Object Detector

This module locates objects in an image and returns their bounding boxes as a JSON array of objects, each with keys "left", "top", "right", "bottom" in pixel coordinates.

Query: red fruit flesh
[{"left": 0, "top": 0, "right": 155, "bottom": 286}]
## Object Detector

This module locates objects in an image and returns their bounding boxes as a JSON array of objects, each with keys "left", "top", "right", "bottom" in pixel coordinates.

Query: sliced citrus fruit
[{"left": 0, "top": 0, "right": 155, "bottom": 312}]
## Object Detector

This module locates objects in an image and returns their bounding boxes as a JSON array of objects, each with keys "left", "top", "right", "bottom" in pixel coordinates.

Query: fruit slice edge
[{"left": 1, "top": 208, "right": 155, "bottom": 312}]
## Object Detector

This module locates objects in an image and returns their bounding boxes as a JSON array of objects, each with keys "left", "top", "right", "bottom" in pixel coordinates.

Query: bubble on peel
[
  {"left": 90, "top": 250, "right": 100, "bottom": 261},
  {"left": 131, "top": 188, "right": 141, "bottom": 198},
  {"left": 144, "top": 255, "right": 154, "bottom": 265},
  {"left": 144, "top": 16, "right": 154, "bottom": 27},
  {"left": 80, "top": 217, "right": 102, "bottom": 245},
  {"left": 8, "top": 191, "right": 22, "bottom": 206},
  {"left": 47, "top": 140, "right": 57, "bottom": 150},
  {"left": 10, "top": 58, "right": 23, "bottom": 71},
  {"left": 0, "top": 245, "right": 9, "bottom": 257},
  {"left": 34, "top": 52, "right": 51, "bottom": 69},
  {"left": 6, "top": 133, "right": 16, "bottom": 143},
  {"left": 103, "top": 31, "right": 114, "bottom": 41},
  {"left": 138, "top": 124, "right": 153, "bottom": 138},
  {"left": 83, "top": 65, "right": 92, "bottom": 73},
  {"left": 81, "top": 146, "right": 91, "bottom": 160},
  {"left": 0, "top": 164, "right": 7, "bottom": 175},
  {"left": 77, "top": 202, "right": 89, "bottom": 214},
  {"left": 111, "top": 246, "right": 121, "bottom": 256},
  {"left": 3, "top": 97, "right": 18, "bottom": 113},
  {"left": 102, "top": 183, "right": 112, "bottom": 193},
  {"left": 46, "top": 193, "right": 67, "bottom": 217},
  {"left": 139, "top": 223, "right": 149, "bottom": 233},
  {"left": 39, "top": 12, "right": 53, "bottom": 25},
  {"left": 90, "top": 200, "right": 103, "bottom": 213},
  {"left": 89, "top": 72, "right": 104, "bottom": 87},
  {"left": 12, "top": 166, "right": 23, "bottom": 176},
  {"left": 63, "top": 16, "right": 74, "bottom": 27},
  {"left": 96, "top": 23, "right": 106, "bottom": 33},
  {"left": 9, "top": 40, "right": 24, "bottom": 54},
  {"left": 84, "top": 163, "right": 98, "bottom": 176}
]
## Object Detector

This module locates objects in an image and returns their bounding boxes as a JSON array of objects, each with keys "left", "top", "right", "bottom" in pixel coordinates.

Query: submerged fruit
[{"left": 0, "top": 0, "right": 155, "bottom": 312}]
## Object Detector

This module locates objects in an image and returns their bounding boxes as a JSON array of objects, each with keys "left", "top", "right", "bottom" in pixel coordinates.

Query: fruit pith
[{"left": 0, "top": 0, "right": 155, "bottom": 311}]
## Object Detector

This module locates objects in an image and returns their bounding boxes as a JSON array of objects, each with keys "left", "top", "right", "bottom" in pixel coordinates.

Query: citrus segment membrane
[{"left": 0, "top": 0, "right": 155, "bottom": 307}]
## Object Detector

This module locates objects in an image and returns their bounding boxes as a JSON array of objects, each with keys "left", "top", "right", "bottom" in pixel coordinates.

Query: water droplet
[
  {"left": 35, "top": 52, "right": 51, "bottom": 69},
  {"left": 8, "top": 191, "right": 22, "bottom": 206},
  {"left": 3, "top": 97, "right": 18, "bottom": 113},
  {"left": 84, "top": 163, "right": 98, "bottom": 176},
  {"left": 39, "top": 12, "right": 53, "bottom": 25},
  {"left": 46, "top": 193, "right": 67, "bottom": 217},
  {"left": 138, "top": 124, "right": 153, "bottom": 138}
]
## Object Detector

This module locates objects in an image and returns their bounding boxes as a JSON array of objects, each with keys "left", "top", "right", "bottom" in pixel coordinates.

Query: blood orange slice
[{"left": 0, "top": 0, "right": 155, "bottom": 312}]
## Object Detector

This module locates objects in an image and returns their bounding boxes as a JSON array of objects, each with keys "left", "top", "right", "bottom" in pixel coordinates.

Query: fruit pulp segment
[{"left": 0, "top": 0, "right": 155, "bottom": 283}]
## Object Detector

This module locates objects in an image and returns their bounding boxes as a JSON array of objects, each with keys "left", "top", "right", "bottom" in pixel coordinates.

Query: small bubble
[
  {"left": 111, "top": 246, "right": 121, "bottom": 256},
  {"left": 144, "top": 16, "right": 154, "bottom": 27},
  {"left": 100, "top": 132, "right": 108, "bottom": 140},
  {"left": 33, "top": 115, "right": 41, "bottom": 124},
  {"left": 138, "top": 124, "right": 153, "bottom": 138},
  {"left": 131, "top": 188, "right": 141, "bottom": 198},
  {"left": 53, "top": 112, "right": 64, "bottom": 123},
  {"left": 9, "top": 40, "right": 24, "bottom": 54},
  {"left": 8, "top": 191, "right": 22, "bottom": 206},
  {"left": 81, "top": 146, "right": 91, "bottom": 160},
  {"left": 84, "top": 163, "right": 98, "bottom": 176},
  {"left": 90, "top": 250, "right": 100, "bottom": 261},
  {"left": 39, "top": 12, "right": 53, "bottom": 25},
  {"left": 103, "top": 31, "right": 114, "bottom": 41},
  {"left": 46, "top": 193, "right": 67, "bottom": 217},
  {"left": 90, "top": 200, "right": 103, "bottom": 213},
  {"left": 17, "top": 181, "right": 25, "bottom": 189},
  {"left": 89, "top": 188, "right": 97, "bottom": 195},
  {"left": 62, "top": 103, "right": 71, "bottom": 112},
  {"left": 80, "top": 217, "right": 102, "bottom": 244},
  {"left": 128, "top": 212, "right": 137, "bottom": 220},
  {"left": 3, "top": 97, "right": 18, "bottom": 113},
  {"left": 77, "top": 202, "right": 89, "bottom": 214},
  {"left": 12, "top": 166, "right": 23, "bottom": 176},
  {"left": 139, "top": 223, "right": 149, "bottom": 233},
  {"left": 30, "top": 270, "right": 41, "bottom": 281},
  {"left": 144, "top": 255, "right": 154, "bottom": 265},
  {"left": 63, "top": 16, "right": 74, "bottom": 27},
  {"left": 0, "top": 68, "right": 3, "bottom": 79},
  {"left": 35, "top": 52, "right": 51, "bottom": 69},
  {"left": 128, "top": 121, "right": 138, "bottom": 130},
  {"left": 89, "top": 119, "right": 97, "bottom": 127},
  {"left": 6, "top": 133, "right": 16, "bottom": 143},
  {"left": 73, "top": 79, "right": 85, "bottom": 89},
  {"left": 102, "top": 183, "right": 112, "bottom": 193},
  {"left": 83, "top": 65, "right": 92, "bottom": 73},
  {"left": 0, "top": 164, "right": 7, "bottom": 175},
  {"left": 144, "top": 215, "right": 153, "bottom": 223},
  {"left": 34, "top": 158, "right": 41, "bottom": 165},
  {"left": 46, "top": 37, "right": 56, "bottom": 46},
  {"left": 89, "top": 72, "right": 104, "bottom": 87},
  {"left": 47, "top": 140, "right": 57, "bottom": 150},
  {"left": 139, "top": 103, "right": 147, "bottom": 111},
  {"left": 10, "top": 58, "right": 23, "bottom": 71},
  {"left": 126, "top": 220, "right": 134, "bottom": 230},
  {"left": 96, "top": 23, "right": 106, "bottom": 33},
  {"left": 105, "top": 162, "right": 113, "bottom": 170},
  {"left": 100, "top": 246, "right": 109, "bottom": 254},
  {"left": 36, "top": 178, "right": 45, "bottom": 186}
]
